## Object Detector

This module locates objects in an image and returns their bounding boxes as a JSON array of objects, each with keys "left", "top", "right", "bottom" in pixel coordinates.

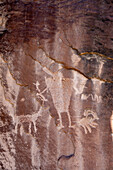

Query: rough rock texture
[{"left": 0, "top": 0, "right": 113, "bottom": 170}]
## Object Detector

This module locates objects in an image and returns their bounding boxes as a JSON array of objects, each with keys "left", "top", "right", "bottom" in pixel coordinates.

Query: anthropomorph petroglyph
[
  {"left": 43, "top": 66, "right": 74, "bottom": 130},
  {"left": 33, "top": 81, "right": 48, "bottom": 105},
  {"left": 40, "top": 64, "right": 87, "bottom": 130},
  {"left": 79, "top": 109, "right": 99, "bottom": 134}
]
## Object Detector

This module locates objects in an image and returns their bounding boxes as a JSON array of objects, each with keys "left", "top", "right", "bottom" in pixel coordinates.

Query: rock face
[{"left": 0, "top": 0, "right": 113, "bottom": 169}]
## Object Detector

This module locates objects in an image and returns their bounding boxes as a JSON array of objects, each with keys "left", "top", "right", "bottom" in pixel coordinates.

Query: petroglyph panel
[{"left": 0, "top": 1, "right": 113, "bottom": 170}]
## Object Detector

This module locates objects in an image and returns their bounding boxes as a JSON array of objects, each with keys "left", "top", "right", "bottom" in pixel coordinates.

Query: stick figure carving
[{"left": 33, "top": 81, "right": 48, "bottom": 105}]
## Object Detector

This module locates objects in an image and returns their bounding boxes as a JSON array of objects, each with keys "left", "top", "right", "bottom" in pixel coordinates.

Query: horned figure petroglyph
[
  {"left": 34, "top": 64, "right": 99, "bottom": 133},
  {"left": 14, "top": 107, "right": 43, "bottom": 136},
  {"left": 79, "top": 109, "right": 99, "bottom": 134},
  {"left": 43, "top": 67, "right": 74, "bottom": 130}
]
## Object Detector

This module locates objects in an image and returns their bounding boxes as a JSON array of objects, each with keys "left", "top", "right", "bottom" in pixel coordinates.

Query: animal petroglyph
[
  {"left": 81, "top": 94, "right": 102, "bottom": 103},
  {"left": 14, "top": 107, "right": 43, "bottom": 136},
  {"left": 79, "top": 110, "right": 99, "bottom": 134}
]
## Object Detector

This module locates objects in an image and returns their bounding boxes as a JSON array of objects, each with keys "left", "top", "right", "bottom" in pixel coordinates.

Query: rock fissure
[
  {"left": 32, "top": 45, "right": 113, "bottom": 83},
  {"left": 0, "top": 55, "right": 44, "bottom": 108},
  {"left": 61, "top": 30, "right": 113, "bottom": 61}
]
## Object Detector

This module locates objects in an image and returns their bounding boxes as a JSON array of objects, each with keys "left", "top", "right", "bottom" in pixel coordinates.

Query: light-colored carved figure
[
  {"left": 43, "top": 67, "right": 73, "bottom": 130},
  {"left": 98, "top": 61, "right": 104, "bottom": 77},
  {"left": 15, "top": 107, "right": 43, "bottom": 136},
  {"left": 81, "top": 94, "right": 102, "bottom": 103},
  {"left": 79, "top": 110, "right": 99, "bottom": 134},
  {"left": 33, "top": 81, "right": 48, "bottom": 105}
]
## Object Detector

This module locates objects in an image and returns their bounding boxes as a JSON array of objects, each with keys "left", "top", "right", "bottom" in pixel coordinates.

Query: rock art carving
[
  {"left": 43, "top": 67, "right": 74, "bottom": 130},
  {"left": 81, "top": 94, "right": 102, "bottom": 103},
  {"left": 42, "top": 65, "right": 88, "bottom": 130},
  {"left": 35, "top": 63, "right": 99, "bottom": 134},
  {"left": 33, "top": 81, "right": 48, "bottom": 105},
  {"left": 79, "top": 110, "right": 99, "bottom": 134},
  {"left": 98, "top": 61, "right": 104, "bottom": 77},
  {"left": 14, "top": 107, "right": 43, "bottom": 136}
]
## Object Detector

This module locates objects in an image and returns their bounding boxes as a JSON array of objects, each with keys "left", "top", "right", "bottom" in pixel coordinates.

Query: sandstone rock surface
[{"left": 0, "top": 0, "right": 113, "bottom": 170}]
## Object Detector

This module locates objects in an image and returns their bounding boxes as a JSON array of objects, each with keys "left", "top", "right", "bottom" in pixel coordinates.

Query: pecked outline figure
[
  {"left": 78, "top": 109, "right": 99, "bottom": 134},
  {"left": 43, "top": 66, "right": 75, "bottom": 130}
]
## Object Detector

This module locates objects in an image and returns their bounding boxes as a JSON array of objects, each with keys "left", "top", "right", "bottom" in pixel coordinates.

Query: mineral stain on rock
[
  {"left": 0, "top": 0, "right": 113, "bottom": 170},
  {"left": 58, "top": 153, "right": 75, "bottom": 162}
]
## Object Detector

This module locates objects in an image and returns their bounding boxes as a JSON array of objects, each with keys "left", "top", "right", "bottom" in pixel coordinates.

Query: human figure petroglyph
[
  {"left": 41, "top": 65, "right": 88, "bottom": 130},
  {"left": 43, "top": 66, "right": 74, "bottom": 130},
  {"left": 79, "top": 110, "right": 99, "bottom": 134},
  {"left": 34, "top": 62, "right": 100, "bottom": 134},
  {"left": 33, "top": 81, "right": 48, "bottom": 105},
  {"left": 38, "top": 62, "right": 100, "bottom": 133}
]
